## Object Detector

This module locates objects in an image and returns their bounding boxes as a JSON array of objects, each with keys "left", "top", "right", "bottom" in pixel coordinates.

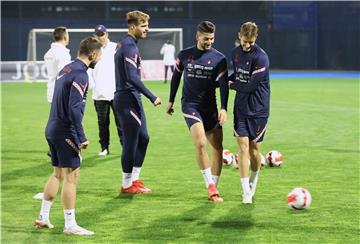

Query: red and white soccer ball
[
  {"left": 287, "top": 187, "right": 312, "bottom": 210},
  {"left": 222, "top": 149, "right": 234, "bottom": 166},
  {"left": 266, "top": 150, "right": 284, "bottom": 167}
]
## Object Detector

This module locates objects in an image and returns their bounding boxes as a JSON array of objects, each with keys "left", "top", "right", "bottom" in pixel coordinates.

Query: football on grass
[
  {"left": 222, "top": 149, "right": 234, "bottom": 165},
  {"left": 287, "top": 187, "right": 312, "bottom": 210},
  {"left": 266, "top": 150, "right": 284, "bottom": 167}
]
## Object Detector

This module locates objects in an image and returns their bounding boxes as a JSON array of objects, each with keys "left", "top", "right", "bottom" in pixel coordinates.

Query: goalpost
[{"left": 26, "top": 28, "right": 183, "bottom": 81}]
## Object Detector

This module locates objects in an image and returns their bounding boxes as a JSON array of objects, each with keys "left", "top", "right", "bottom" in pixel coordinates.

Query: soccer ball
[
  {"left": 287, "top": 187, "right": 312, "bottom": 210},
  {"left": 222, "top": 149, "right": 234, "bottom": 166},
  {"left": 266, "top": 150, "right": 284, "bottom": 167}
]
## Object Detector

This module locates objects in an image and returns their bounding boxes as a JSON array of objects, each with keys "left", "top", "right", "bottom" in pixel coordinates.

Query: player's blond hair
[
  {"left": 240, "top": 22, "right": 258, "bottom": 39},
  {"left": 126, "top": 10, "right": 150, "bottom": 26}
]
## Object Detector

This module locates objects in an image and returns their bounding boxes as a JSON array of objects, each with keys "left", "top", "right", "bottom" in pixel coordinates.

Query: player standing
[
  {"left": 114, "top": 11, "right": 161, "bottom": 194},
  {"left": 160, "top": 40, "right": 176, "bottom": 84},
  {"left": 34, "top": 36, "right": 103, "bottom": 235},
  {"left": 229, "top": 22, "right": 270, "bottom": 204},
  {"left": 166, "top": 21, "right": 229, "bottom": 202},
  {"left": 88, "top": 24, "right": 123, "bottom": 156},
  {"left": 44, "top": 26, "right": 71, "bottom": 103}
]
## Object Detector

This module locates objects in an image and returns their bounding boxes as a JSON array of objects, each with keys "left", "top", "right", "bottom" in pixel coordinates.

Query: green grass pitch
[{"left": 1, "top": 78, "right": 359, "bottom": 243}]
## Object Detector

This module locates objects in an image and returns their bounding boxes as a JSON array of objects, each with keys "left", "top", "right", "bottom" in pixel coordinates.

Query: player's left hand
[
  {"left": 166, "top": 102, "right": 174, "bottom": 115},
  {"left": 79, "top": 140, "right": 89, "bottom": 150},
  {"left": 218, "top": 109, "right": 227, "bottom": 125},
  {"left": 153, "top": 97, "right": 162, "bottom": 106}
]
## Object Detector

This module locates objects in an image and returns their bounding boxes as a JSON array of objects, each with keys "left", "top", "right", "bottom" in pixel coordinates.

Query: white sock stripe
[
  {"left": 130, "top": 110, "right": 142, "bottom": 125},
  {"left": 183, "top": 113, "right": 202, "bottom": 123}
]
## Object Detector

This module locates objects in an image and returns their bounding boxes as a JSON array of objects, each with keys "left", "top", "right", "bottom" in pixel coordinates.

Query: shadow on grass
[{"left": 212, "top": 204, "right": 255, "bottom": 230}]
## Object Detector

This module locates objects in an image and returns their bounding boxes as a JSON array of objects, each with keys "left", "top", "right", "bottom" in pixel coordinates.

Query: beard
[{"left": 88, "top": 60, "right": 97, "bottom": 69}]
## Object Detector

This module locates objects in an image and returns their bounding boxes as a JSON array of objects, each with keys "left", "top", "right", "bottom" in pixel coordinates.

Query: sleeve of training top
[
  {"left": 168, "top": 53, "right": 184, "bottom": 103},
  {"left": 123, "top": 46, "right": 157, "bottom": 102},
  {"left": 216, "top": 58, "right": 229, "bottom": 111},
  {"left": 69, "top": 73, "right": 88, "bottom": 145},
  {"left": 230, "top": 53, "right": 269, "bottom": 93}
]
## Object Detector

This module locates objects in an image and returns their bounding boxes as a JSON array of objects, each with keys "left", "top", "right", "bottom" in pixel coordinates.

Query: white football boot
[
  {"left": 34, "top": 215, "right": 54, "bottom": 229},
  {"left": 63, "top": 225, "right": 94, "bottom": 235}
]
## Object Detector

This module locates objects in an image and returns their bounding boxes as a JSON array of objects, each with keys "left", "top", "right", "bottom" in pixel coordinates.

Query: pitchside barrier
[{"left": 0, "top": 60, "right": 166, "bottom": 82}]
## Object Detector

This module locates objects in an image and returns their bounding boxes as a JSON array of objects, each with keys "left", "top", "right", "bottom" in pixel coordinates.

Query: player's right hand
[
  {"left": 153, "top": 97, "right": 162, "bottom": 106},
  {"left": 79, "top": 141, "right": 89, "bottom": 150},
  {"left": 166, "top": 102, "right": 174, "bottom": 115}
]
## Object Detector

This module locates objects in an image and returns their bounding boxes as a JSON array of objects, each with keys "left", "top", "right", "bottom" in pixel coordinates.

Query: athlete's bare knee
[
  {"left": 195, "top": 139, "right": 207, "bottom": 152},
  {"left": 249, "top": 147, "right": 259, "bottom": 159},
  {"left": 52, "top": 168, "right": 63, "bottom": 181},
  {"left": 238, "top": 143, "right": 249, "bottom": 153},
  {"left": 63, "top": 168, "right": 79, "bottom": 184}
]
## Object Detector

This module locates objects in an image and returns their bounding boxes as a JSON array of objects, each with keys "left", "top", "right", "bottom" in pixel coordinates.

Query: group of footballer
[{"left": 34, "top": 10, "right": 270, "bottom": 235}]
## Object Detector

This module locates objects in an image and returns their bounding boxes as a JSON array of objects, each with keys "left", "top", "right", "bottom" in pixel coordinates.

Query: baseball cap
[{"left": 94, "top": 25, "right": 107, "bottom": 36}]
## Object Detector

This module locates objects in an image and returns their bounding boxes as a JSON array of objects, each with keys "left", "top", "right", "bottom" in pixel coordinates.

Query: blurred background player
[
  {"left": 88, "top": 24, "right": 123, "bottom": 156},
  {"left": 44, "top": 26, "right": 71, "bottom": 157},
  {"left": 160, "top": 39, "right": 176, "bottom": 84},
  {"left": 229, "top": 22, "right": 270, "bottom": 204},
  {"left": 44, "top": 26, "right": 71, "bottom": 103},
  {"left": 114, "top": 11, "right": 161, "bottom": 194},
  {"left": 34, "top": 36, "right": 103, "bottom": 235},
  {"left": 166, "top": 21, "right": 229, "bottom": 202}
]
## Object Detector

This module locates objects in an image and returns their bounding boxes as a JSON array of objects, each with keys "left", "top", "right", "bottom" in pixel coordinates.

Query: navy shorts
[
  {"left": 47, "top": 137, "right": 81, "bottom": 168},
  {"left": 234, "top": 117, "right": 268, "bottom": 142},
  {"left": 182, "top": 103, "right": 219, "bottom": 132}
]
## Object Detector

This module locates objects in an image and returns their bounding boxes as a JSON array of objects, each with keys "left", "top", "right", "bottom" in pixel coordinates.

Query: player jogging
[
  {"left": 114, "top": 10, "right": 161, "bottom": 194},
  {"left": 34, "top": 36, "right": 103, "bottom": 235},
  {"left": 166, "top": 21, "right": 229, "bottom": 202},
  {"left": 229, "top": 22, "right": 270, "bottom": 204}
]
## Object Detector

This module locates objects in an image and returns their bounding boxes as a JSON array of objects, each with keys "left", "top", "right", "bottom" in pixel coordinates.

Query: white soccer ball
[
  {"left": 287, "top": 187, "right": 312, "bottom": 210},
  {"left": 266, "top": 150, "right": 284, "bottom": 167},
  {"left": 222, "top": 149, "right": 234, "bottom": 166}
]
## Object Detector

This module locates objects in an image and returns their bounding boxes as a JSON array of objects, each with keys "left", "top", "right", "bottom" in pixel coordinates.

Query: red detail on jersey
[
  {"left": 188, "top": 55, "right": 195, "bottom": 62},
  {"left": 63, "top": 67, "right": 72, "bottom": 73}
]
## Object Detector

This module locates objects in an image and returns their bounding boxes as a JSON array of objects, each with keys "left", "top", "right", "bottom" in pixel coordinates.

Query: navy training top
[
  {"left": 45, "top": 59, "right": 89, "bottom": 145},
  {"left": 230, "top": 43, "right": 270, "bottom": 118}
]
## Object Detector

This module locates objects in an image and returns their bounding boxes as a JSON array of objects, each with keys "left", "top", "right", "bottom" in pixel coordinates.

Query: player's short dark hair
[
  {"left": 53, "top": 26, "right": 67, "bottom": 42},
  {"left": 197, "top": 21, "right": 216, "bottom": 34},
  {"left": 78, "top": 36, "right": 103, "bottom": 57},
  {"left": 126, "top": 10, "right": 150, "bottom": 26},
  {"left": 240, "top": 22, "right": 258, "bottom": 39}
]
